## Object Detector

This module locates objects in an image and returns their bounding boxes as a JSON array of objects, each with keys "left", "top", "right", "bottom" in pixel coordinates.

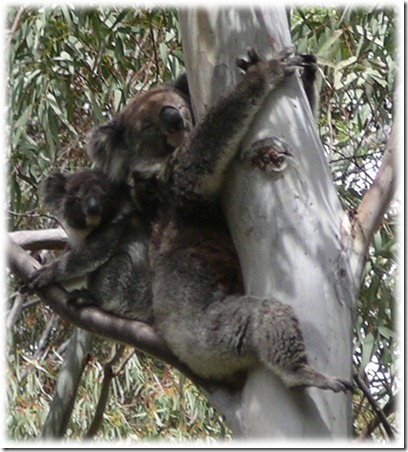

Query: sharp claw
[
  {"left": 247, "top": 47, "right": 260, "bottom": 63},
  {"left": 235, "top": 58, "right": 249, "bottom": 72}
]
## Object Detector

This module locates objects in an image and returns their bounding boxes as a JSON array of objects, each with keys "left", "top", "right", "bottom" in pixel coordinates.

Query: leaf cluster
[{"left": 7, "top": 6, "right": 183, "bottom": 232}]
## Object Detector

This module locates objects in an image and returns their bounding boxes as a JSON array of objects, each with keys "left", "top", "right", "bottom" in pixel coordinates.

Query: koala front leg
[
  {"left": 29, "top": 232, "right": 118, "bottom": 289},
  {"left": 167, "top": 49, "right": 304, "bottom": 200},
  {"left": 29, "top": 252, "right": 97, "bottom": 290}
]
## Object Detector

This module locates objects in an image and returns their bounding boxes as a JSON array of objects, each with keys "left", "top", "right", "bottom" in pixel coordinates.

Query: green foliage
[
  {"left": 7, "top": 5, "right": 398, "bottom": 442},
  {"left": 8, "top": 320, "right": 228, "bottom": 441},
  {"left": 7, "top": 6, "right": 183, "bottom": 232},
  {"left": 292, "top": 7, "right": 396, "bottom": 204},
  {"left": 291, "top": 6, "right": 398, "bottom": 440}
]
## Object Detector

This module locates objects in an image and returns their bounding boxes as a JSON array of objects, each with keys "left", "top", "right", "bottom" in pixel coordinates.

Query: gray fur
[
  {"left": 30, "top": 169, "right": 153, "bottom": 323},
  {"left": 86, "top": 50, "right": 351, "bottom": 392}
]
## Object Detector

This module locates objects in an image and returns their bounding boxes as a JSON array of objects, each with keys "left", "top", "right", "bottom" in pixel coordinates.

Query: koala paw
[
  {"left": 236, "top": 48, "right": 317, "bottom": 80},
  {"left": 298, "top": 53, "right": 318, "bottom": 72},
  {"left": 235, "top": 47, "right": 261, "bottom": 72},
  {"left": 242, "top": 137, "right": 294, "bottom": 173},
  {"left": 287, "top": 364, "right": 354, "bottom": 394},
  {"left": 29, "top": 265, "right": 56, "bottom": 290}
]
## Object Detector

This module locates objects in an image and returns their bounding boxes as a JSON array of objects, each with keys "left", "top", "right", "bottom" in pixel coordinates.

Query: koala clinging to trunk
[
  {"left": 30, "top": 168, "right": 153, "bottom": 323},
  {"left": 88, "top": 49, "right": 352, "bottom": 392}
]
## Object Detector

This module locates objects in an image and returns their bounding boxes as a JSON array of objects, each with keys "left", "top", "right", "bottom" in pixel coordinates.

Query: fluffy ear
[
  {"left": 172, "top": 72, "right": 190, "bottom": 99},
  {"left": 87, "top": 119, "right": 128, "bottom": 182},
  {"left": 40, "top": 172, "right": 67, "bottom": 211},
  {"left": 172, "top": 72, "right": 195, "bottom": 125}
]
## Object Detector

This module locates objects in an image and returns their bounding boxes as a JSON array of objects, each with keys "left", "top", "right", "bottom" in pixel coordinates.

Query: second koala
[{"left": 30, "top": 168, "right": 153, "bottom": 323}]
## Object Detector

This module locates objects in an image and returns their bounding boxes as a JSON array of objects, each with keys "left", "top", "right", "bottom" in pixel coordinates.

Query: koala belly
[
  {"left": 88, "top": 234, "right": 153, "bottom": 323},
  {"left": 151, "top": 222, "right": 256, "bottom": 380}
]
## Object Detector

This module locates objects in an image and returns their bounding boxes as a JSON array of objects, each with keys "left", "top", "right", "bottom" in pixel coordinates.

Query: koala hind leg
[{"left": 250, "top": 299, "right": 352, "bottom": 393}]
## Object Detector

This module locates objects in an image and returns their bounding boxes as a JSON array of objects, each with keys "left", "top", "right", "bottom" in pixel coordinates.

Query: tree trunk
[{"left": 179, "top": 7, "right": 356, "bottom": 438}]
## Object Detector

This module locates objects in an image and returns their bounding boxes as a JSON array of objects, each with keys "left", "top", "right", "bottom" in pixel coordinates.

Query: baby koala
[{"left": 29, "top": 168, "right": 153, "bottom": 323}]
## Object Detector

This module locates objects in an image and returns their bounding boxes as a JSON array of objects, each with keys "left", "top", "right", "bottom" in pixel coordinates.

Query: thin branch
[
  {"left": 354, "top": 125, "right": 397, "bottom": 264},
  {"left": 7, "top": 292, "right": 26, "bottom": 329},
  {"left": 41, "top": 329, "right": 92, "bottom": 438},
  {"left": 353, "top": 371, "right": 396, "bottom": 439},
  {"left": 85, "top": 347, "right": 124, "bottom": 438},
  {"left": 363, "top": 396, "right": 396, "bottom": 438},
  {"left": 7, "top": 6, "right": 25, "bottom": 46}
]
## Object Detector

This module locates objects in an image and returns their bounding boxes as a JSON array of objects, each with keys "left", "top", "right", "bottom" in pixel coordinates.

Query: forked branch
[{"left": 354, "top": 125, "right": 398, "bottom": 264}]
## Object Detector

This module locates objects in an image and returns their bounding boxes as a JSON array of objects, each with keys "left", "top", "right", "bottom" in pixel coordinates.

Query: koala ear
[
  {"left": 87, "top": 119, "right": 126, "bottom": 180},
  {"left": 172, "top": 72, "right": 195, "bottom": 125},
  {"left": 40, "top": 172, "right": 67, "bottom": 211},
  {"left": 172, "top": 72, "right": 190, "bottom": 99},
  {"left": 88, "top": 120, "right": 119, "bottom": 165}
]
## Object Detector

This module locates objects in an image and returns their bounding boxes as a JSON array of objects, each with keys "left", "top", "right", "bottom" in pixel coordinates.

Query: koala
[
  {"left": 88, "top": 73, "right": 194, "bottom": 183},
  {"left": 88, "top": 49, "right": 351, "bottom": 392},
  {"left": 29, "top": 168, "right": 153, "bottom": 323}
]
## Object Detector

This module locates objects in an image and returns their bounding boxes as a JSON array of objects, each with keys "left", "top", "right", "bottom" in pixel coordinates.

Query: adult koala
[{"left": 87, "top": 49, "right": 351, "bottom": 392}]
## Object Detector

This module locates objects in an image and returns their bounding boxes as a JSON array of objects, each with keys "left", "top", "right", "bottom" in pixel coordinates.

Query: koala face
[
  {"left": 41, "top": 169, "right": 120, "bottom": 241},
  {"left": 88, "top": 78, "right": 193, "bottom": 183}
]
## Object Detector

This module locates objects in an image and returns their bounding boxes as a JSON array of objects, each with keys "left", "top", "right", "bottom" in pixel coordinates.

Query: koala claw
[
  {"left": 298, "top": 53, "right": 317, "bottom": 67},
  {"left": 287, "top": 365, "right": 354, "bottom": 394},
  {"left": 336, "top": 378, "right": 354, "bottom": 393},
  {"left": 28, "top": 266, "right": 54, "bottom": 290},
  {"left": 278, "top": 47, "right": 295, "bottom": 61},
  {"left": 236, "top": 46, "right": 312, "bottom": 77}
]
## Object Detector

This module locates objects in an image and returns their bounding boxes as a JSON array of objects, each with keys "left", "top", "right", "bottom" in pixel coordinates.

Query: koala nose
[
  {"left": 86, "top": 196, "right": 102, "bottom": 216},
  {"left": 160, "top": 106, "right": 185, "bottom": 132}
]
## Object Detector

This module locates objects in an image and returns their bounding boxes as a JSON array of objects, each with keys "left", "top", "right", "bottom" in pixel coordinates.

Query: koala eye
[{"left": 140, "top": 121, "right": 155, "bottom": 132}]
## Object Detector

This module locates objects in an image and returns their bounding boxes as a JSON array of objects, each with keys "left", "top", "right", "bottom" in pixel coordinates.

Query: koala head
[
  {"left": 87, "top": 73, "right": 193, "bottom": 183},
  {"left": 41, "top": 169, "right": 124, "bottom": 242}
]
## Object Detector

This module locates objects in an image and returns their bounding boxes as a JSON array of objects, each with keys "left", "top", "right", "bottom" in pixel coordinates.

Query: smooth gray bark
[
  {"left": 41, "top": 329, "right": 92, "bottom": 438},
  {"left": 179, "top": 7, "right": 356, "bottom": 439}
]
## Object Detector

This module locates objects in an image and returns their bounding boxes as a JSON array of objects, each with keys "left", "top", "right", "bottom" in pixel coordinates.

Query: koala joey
[
  {"left": 29, "top": 168, "right": 153, "bottom": 323},
  {"left": 88, "top": 49, "right": 351, "bottom": 392}
]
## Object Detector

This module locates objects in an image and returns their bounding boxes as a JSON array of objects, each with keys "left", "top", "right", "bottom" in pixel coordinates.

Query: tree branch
[
  {"left": 9, "top": 228, "right": 67, "bottom": 251},
  {"left": 85, "top": 358, "right": 115, "bottom": 438},
  {"left": 41, "top": 329, "right": 92, "bottom": 438},
  {"left": 354, "top": 125, "right": 398, "bottom": 265},
  {"left": 8, "top": 235, "right": 180, "bottom": 367}
]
